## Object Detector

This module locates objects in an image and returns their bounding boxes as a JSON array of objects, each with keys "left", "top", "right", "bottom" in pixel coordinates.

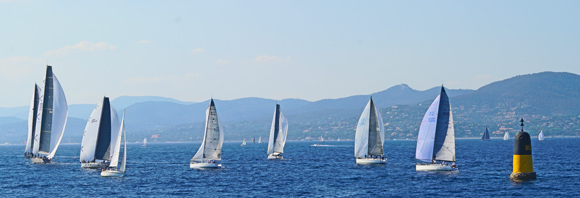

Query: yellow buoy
[{"left": 510, "top": 119, "right": 536, "bottom": 181}]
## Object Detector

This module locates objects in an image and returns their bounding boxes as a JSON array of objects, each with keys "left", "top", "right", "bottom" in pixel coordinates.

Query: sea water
[{"left": 1, "top": 138, "right": 579, "bottom": 197}]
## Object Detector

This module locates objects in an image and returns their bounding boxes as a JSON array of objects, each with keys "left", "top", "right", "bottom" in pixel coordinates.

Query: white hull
[
  {"left": 356, "top": 158, "right": 386, "bottom": 164},
  {"left": 31, "top": 157, "right": 50, "bottom": 164},
  {"left": 101, "top": 170, "right": 125, "bottom": 177},
  {"left": 416, "top": 163, "right": 456, "bottom": 171},
  {"left": 190, "top": 162, "right": 221, "bottom": 169},
  {"left": 81, "top": 162, "right": 108, "bottom": 169},
  {"left": 267, "top": 154, "right": 283, "bottom": 160}
]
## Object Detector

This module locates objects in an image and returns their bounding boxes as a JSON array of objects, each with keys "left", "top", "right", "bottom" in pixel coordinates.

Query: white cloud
[
  {"left": 191, "top": 48, "right": 207, "bottom": 53},
  {"left": 137, "top": 40, "right": 152, "bottom": 44},
  {"left": 44, "top": 41, "right": 117, "bottom": 56},
  {"left": 474, "top": 74, "right": 491, "bottom": 81},
  {"left": 217, "top": 59, "right": 229, "bottom": 64},
  {"left": 255, "top": 55, "right": 290, "bottom": 62}
]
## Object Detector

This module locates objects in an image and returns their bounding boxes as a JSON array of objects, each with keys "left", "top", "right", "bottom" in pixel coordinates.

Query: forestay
[
  {"left": 267, "top": 104, "right": 288, "bottom": 155},
  {"left": 192, "top": 100, "right": 224, "bottom": 162}
]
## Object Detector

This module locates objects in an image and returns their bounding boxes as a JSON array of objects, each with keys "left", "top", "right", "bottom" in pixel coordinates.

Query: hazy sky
[{"left": 1, "top": 1, "right": 579, "bottom": 107}]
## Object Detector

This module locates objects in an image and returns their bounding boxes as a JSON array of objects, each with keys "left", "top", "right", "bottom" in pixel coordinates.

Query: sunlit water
[{"left": 1, "top": 138, "right": 578, "bottom": 197}]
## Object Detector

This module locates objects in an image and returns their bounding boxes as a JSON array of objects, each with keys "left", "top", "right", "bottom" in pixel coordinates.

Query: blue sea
[{"left": 1, "top": 138, "right": 579, "bottom": 197}]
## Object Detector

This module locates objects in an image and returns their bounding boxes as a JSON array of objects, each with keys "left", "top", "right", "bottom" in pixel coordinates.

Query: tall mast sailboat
[
  {"left": 481, "top": 127, "right": 491, "bottom": 141},
  {"left": 354, "top": 97, "right": 386, "bottom": 164},
  {"left": 80, "top": 97, "right": 121, "bottom": 169},
  {"left": 26, "top": 66, "right": 68, "bottom": 164},
  {"left": 101, "top": 110, "right": 127, "bottom": 177},
  {"left": 267, "top": 104, "right": 288, "bottom": 159},
  {"left": 415, "top": 86, "right": 457, "bottom": 171},
  {"left": 538, "top": 130, "right": 545, "bottom": 141},
  {"left": 190, "top": 99, "right": 224, "bottom": 168}
]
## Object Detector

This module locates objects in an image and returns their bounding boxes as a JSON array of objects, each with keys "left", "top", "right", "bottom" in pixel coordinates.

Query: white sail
[
  {"left": 119, "top": 111, "right": 127, "bottom": 172},
  {"left": 109, "top": 110, "right": 124, "bottom": 168},
  {"left": 538, "top": 131, "right": 544, "bottom": 141},
  {"left": 25, "top": 84, "right": 41, "bottom": 155},
  {"left": 37, "top": 66, "right": 68, "bottom": 159},
  {"left": 416, "top": 87, "right": 456, "bottom": 162},
  {"left": 192, "top": 100, "right": 224, "bottom": 162},
  {"left": 80, "top": 98, "right": 104, "bottom": 162},
  {"left": 32, "top": 86, "right": 43, "bottom": 156},
  {"left": 415, "top": 95, "right": 440, "bottom": 162},
  {"left": 354, "top": 98, "right": 385, "bottom": 158},
  {"left": 267, "top": 104, "right": 288, "bottom": 155},
  {"left": 143, "top": 138, "right": 147, "bottom": 145},
  {"left": 503, "top": 132, "right": 509, "bottom": 140},
  {"left": 258, "top": 136, "right": 262, "bottom": 143}
]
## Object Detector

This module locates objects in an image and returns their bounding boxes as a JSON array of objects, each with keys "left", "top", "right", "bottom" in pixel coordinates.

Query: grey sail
[
  {"left": 267, "top": 104, "right": 288, "bottom": 155},
  {"left": 25, "top": 84, "right": 41, "bottom": 155},
  {"left": 432, "top": 87, "right": 455, "bottom": 162},
  {"left": 367, "top": 99, "right": 384, "bottom": 156},
  {"left": 38, "top": 66, "right": 55, "bottom": 154},
  {"left": 191, "top": 99, "right": 224, "bottom": 162},
  {"left": 482, "top": 127, "right": 490, "bottom": 140},
  {"left": 94, "top": 97, "right": 112, "bottom": 160}
]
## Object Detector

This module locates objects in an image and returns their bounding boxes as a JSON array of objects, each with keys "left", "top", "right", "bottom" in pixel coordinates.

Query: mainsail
[
  {"left": 538, "top": 131, "right": 544, "bottom": 141},
  {"left": 192, "top": 99, "right": 224, "bottom": 162},
  {"left": 481, "top": 127, "right": 490, "bottom": 140},
  {"left": 415, "top": 87, "right": 455, "bottom": 162},
  {"left": 503, "top": 132, "right": 509, "bottom": 140},
  {"left": 267, "top": 104, "right": 288, "bottom": 155},
  {"left": 80, "top": 97, "right": 120, "bottom": 163},
  {"left": 354, "top": 98, "right": 385, "bottom": 158},
  {"left": 36, "top": 66, "right": 68, "bottom": 159},
  {"left": 25, "top": 84, "right": 41, "bottom": 155}
]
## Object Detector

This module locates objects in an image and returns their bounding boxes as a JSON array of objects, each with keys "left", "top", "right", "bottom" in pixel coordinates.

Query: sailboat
[
  {"left": 190, "top": 99, "right": 224, "bottom": 168},
  {"left": 481, "top": 127, "right": 491, "bottom": 141},
  {"left": 538, "top": 130, "right": 545, "bottom": 141},
  {"left": 354, "top": 97, "right": 386, "bottom": 164},
  {"left": 101, "top": 110, "right": 127, "bottom": 177},
  {"left": 80, "top": 97, "right": 121, "bottom": 169},
  {"left": 503, "top": 132, "right": 510, "bottom": 140},
  {"left": 27, "top": 66, "right": 68, "bottom": 164},
  {"left": 241, "top": 138, "right": 246, "bottom": 146},
  {"left": 320, "top": 135, "right": 325, "bottom": 142},
  {"left": 267, "top": 104, "right": 288, "bottom": 159},
  {"left": 142, "top": 138, "right": 147, "bottom": 147},
  {"left": 258, "top": 136, "right": 262, "bottom": 143},
  {"left": 415, "top": 86, "right": 457, "bottom": 171}
]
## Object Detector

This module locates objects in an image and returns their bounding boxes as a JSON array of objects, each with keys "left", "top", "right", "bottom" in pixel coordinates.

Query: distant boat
[
  {"left": 258, "top": 136, "right": 262, "bottom": 144},
  {"left": 503, "top": 132, "right": 510, "bottom": 140},
  {"left": 267, "top": 104, "right": 288, "bottom": 160},
  {"left": 354, "top": 97, "right": 386, "bottom": 164},
  {"left": 143, "top": 138, "right": 147, "bottom": 146},
  {"left": 80, "top": 97, "right": 121, "bottom": 169},
  {"left": 416, "top": 86, "right": 457, "bottom": 171},
  {"left": 190, "top": 99, "right": 224, "bottom": 168},
  {"left": 538, "top": 131, "right": 545, "bottom": 141},
  {"left": 241, "top": 138, "right": 246, "bottom": 146},
  {"left": 101, "top": 110, "right": 127, "bottom": 177},
  {"left": 27, "top": 66, "right": 68, "bottom": 164},
  {"left": 320, "top": 135, "right": 324, "bottom": 142},
  {"left": 252, "top": 138, "right": 255, "bottom": 143},
  {"left": 481, "top": 127, "right": 491, "bottom": 141}
]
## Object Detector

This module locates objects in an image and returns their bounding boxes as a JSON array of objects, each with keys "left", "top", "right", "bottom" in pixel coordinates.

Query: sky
[{"left": 1, "top": 1, "right": 579, "bottom": 107}]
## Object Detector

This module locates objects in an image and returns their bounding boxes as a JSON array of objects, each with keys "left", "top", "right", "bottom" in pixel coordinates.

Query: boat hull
[
  {"left": 416, "top": 163, "right": 456, "bottom": 171},
  {"left": 356, "top": 158, "right": 386, "bottom": 164},
  {"left": 81, "top": 162, "right": 108, "bottom": 169},
  {"left": 31, "top": 157, "right": 51, "bottom": 164},
  {"left": 101, "top": 170, "right": 124, "bottom": 177},
  {"left": 190, "top": 162, "right": 221, "bottom": 169},
  {"left": 267, "top": 154, "right": 283, "bottom": 160}
]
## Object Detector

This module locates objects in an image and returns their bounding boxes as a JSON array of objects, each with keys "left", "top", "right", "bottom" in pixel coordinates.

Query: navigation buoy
[{"left": 510, "top": 119, "right": 536, "bottom": 181}]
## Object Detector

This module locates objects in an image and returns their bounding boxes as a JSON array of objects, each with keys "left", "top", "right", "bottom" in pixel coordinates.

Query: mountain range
[{"left": 1, "top": 71, "right": 580, "bottom": 144}]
